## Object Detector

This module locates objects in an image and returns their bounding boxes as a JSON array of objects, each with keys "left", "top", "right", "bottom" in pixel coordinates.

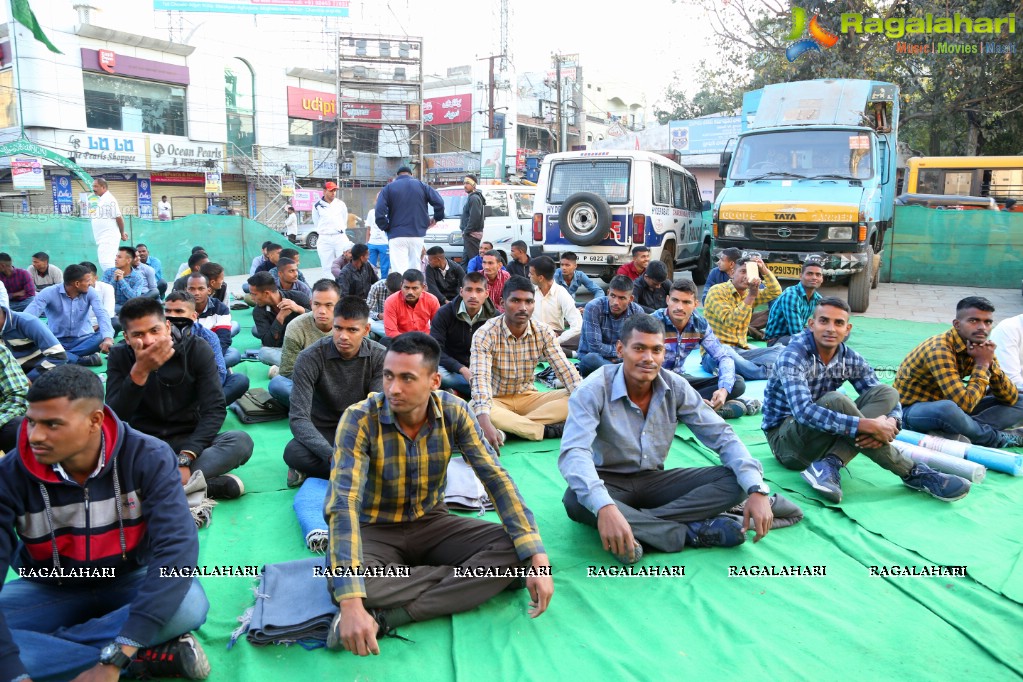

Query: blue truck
[{"left": 714, "top": 79, "right": 900, "bottom": 312}]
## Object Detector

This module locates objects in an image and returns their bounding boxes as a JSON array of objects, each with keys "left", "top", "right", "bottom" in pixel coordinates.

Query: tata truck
[{"left": 714, "top": 79, "right": 899, "bottom": 312}]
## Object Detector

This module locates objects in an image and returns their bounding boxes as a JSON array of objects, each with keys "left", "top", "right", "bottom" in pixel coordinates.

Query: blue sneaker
[
  {"left": 801, "top": 454, "right": 843, "bottom": 503},
  {"left": 685, "top": 516, "right": 746, "bottom": 548},
  {"left": 902, "top": 463, "right": 971, "bottom": 502}
]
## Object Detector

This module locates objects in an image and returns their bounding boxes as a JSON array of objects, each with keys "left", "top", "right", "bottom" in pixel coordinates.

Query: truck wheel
[
  {"left": 659, "top": 241, "right": 676, "bottom": 280},
  {"left": 691, "top": 241, "right": 712, "bottom": 284},
  {"left": 848, "top": 246, "right": 873, "bottom": 313},
  {"left": 558, "top": 192, "right": 613, "bottom": 246},
  {"left": 306, "top": 232, "right": 318, "bottom": 249}
]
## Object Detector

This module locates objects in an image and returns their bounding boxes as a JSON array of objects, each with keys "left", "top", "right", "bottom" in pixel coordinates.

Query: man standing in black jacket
[
  {"left": 106, "top": 297, "right": 253, "bottom": 499},
  {"left": 460, "top": 174, "right": 485, "bottom": 263},
  {"left": 248, "top": 271, "right": 310, "bottom": 369},
  {"left": 429, "top": 271, "right": 498, "bottom": 396},
  {"left": 424, "top": 246, "right": 466, "bottom": 306}
]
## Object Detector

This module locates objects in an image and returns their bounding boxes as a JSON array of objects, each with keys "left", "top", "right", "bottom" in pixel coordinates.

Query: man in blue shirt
[
  {"left": 577, "top": 276, "right": 643, "bottom": 376},
  {"left": 555, "top": 252, "right": 605, "bottom": 310},
  {"left": 560, "top": 314, "right": 773, "bottom": 565},
  {"left": 762, "top": 296, "right": 970, "bottom": 504},
  {"left": 23, "top": 264, "right": 114, "bottom": 367},
  {"left": 465, "top": 241, "right": 493, "bottom": 274},
  {"left": 102, "top": 246, "right": 147, "bottom": 312},
  {"left": 764, "top": 258, "right": 824, "bottom": 345},
  {"left": 701, "top": 247, "right": 740, "bottom": 304},
  {"left": 136, "top": 243, "right": 166, "bottom": 297},
  {"left": 651, "top": 279, "right": 754, "bottom": 419}
]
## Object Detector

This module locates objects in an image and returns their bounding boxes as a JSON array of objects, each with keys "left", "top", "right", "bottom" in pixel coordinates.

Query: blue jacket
[
  {"left": 375, "top": 174, "right": 446, "bottom": 239},
  {"left": 0, "top": 409, "right": 199, "bottom": 678}
]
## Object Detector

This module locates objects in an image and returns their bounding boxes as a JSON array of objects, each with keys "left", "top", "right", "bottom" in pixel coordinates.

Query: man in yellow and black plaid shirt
[
  {"left": 702, "top": 255, "right": 783, "bottom": 380},
  {"left": 895, "top": 296, "right": 1023, "bottom": 448},
  {"left": 325, "top": 332, "right": 553, "bottom": 656}
]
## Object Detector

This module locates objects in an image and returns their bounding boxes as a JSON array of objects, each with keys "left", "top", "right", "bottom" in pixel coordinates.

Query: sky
[{"left": 84, "top": 0, "right": 717, "bottom": 110}]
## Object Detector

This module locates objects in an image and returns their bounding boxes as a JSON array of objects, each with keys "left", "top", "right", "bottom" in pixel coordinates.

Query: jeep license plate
[
  {"left": 768, "top": 263, "right": 803, "bottom": 279},
  {"left": 579, "top": 254, "right": 609, "bottom": 264}
]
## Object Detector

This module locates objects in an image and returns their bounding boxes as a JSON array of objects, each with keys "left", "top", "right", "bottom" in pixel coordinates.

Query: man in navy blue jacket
[
  {"left": 375, "top": 166, "right": 445, "bottom": 276},
  {"left": 0, "top": 365, "right": 211, "bottom": 681}
]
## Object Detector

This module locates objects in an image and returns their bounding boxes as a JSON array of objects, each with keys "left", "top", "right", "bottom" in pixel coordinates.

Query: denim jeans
[
  {"left": 258, "top": 346, "right": 282, "bottom": 367},
  {"left": 58, "top": 332, "right": 103, "bottom": 365},
  {"left": 0, "top": 570, "right": 208, "bottom": 681},
  {"left": 223, "top": 372, "right": 250, "bottom": 405},
  {"left": 370, "top": 319, "right": 386, "bottom": 340},
  {"left": 702, "top": 345, "right": 782, "bottom": 381},
  {"left": 578, "top": 353, "right": 615, "bottom": 377},
  {"left": 367, "top": 244, "right": 390, "bottom": 278},
  {"left": 438, "top": 366, "right": 471, "bottom": 396},
  {"left": 902, "top": 395, "right": 1023, "bottom": 448},
  {"left": 224, "top": 347, "right": 242, "bottom": 368},
  {"left": 267, "top": 375, "right": 294, "bottom": 408}
]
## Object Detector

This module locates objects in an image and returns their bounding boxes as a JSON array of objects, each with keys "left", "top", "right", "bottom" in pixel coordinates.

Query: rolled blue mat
[
  {"left": 293, "top": 477, "right": 330, "bottom": 552},
  {"left": 897, "top": 431, "right": 1023, "bottom": 476}
]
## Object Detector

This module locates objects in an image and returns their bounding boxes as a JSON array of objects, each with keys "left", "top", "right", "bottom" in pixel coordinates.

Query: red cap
[{"left": 325, "top": 181, "right": 338, "bottom": 190}]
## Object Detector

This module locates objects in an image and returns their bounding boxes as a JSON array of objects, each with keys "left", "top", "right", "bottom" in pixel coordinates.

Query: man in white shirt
[
  {"left": 366, "top": 198, "right": 390, "bottom": 277},
  {"left": 312, "top": 181, "right": 352, "bottom": 279},
  {"left": 157, "top": 195, "right": 172, "bottom": 221},
  {"left": 284, "top": 206, "right": 299, "bottom": 243},
  {"left": 528, "top": 256, "right": 582, "bottom": 353},
  {"left": 991, "top": 313, "right": 1023, "bottom": 391},
  {"left": 91, "top": 178, "right": 127, "bottom": 271}
]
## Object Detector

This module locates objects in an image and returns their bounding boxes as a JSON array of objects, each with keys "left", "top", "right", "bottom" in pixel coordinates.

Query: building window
[
  {"left": 426, "top": 123, "right": 471, "bottom": 154},
  {"left": 0, "top": 70, "right": 17, "bottom": 129},
  {"left": 225, "top": 58, "right": 255, "bottom": 153},
  {"left": 289, "top": 118, "right": 334, "bottom": 148},
  {"left": 83, "top": 72, "right": 185, "bottom": 136}
]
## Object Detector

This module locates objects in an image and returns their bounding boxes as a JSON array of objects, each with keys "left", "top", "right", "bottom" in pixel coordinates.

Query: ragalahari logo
[{"left": 785, "top": 7, "right": 840, "bottom": 61}]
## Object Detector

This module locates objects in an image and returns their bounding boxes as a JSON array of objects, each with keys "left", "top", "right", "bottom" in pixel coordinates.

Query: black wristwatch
[
  {"left": 893, "top": 417, "right": 903, "bottom": 431},
  {"left": 99, "top": 642, "right": 132, "bottom": 669},
  {"left": 177, "top": 453, "right": 194, "bottom": 468},
  {"left": 747, "top": 484, "right": 771, "bottom": 496}
]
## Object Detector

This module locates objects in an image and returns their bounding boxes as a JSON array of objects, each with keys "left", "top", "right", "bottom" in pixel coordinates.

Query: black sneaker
[
  {"left": 801, "top": 454, "right": 844, "bottom": 503},
  {"left": 206, "top": 474, "right": 245, "bottom": 500},
  {"left": 902, "top": 463, "right": 971, "bottom": 502},
  {"left": 685, "top": 516, "right": 746, "bottom": 548},
  {"left": 286, "top": 468, "right": 307, "bottom": 489},
  {"left": 77, "top": 353, "right": 103, "bottom": 367},
  {"left": 542, "top": 422, "right": 565, "bottom": 439},
  {"left": 326, "top": 608, "right": 409, "bottom": 651},
  {"left": 128, "top": 633, "right": 210, "bottom": 680}
]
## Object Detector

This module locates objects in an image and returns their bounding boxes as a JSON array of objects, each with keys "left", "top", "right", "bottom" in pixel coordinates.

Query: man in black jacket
[
  {"left": 336, "top": 243, "right": 379, "bottom": 300},
  {"left": 429, "top": 271, "right": 498, "bottom": 396},
  {"left": 632, "top": 260, "right": 671, "bottom": 313},
  {"left": 248, "top": 271, "right": 310, "bottom": 369},
  {"left": 0, "top": 365, "right": 211, "bottom": 681},
  {"left": 460, "top": 174, "right": 485, "bottom": 263},
  {"left": 424, "top": 246, "right": 466, "bottom": 306},
  {"left": 106, "top": 297, "right": 253, "bottom": 499}
]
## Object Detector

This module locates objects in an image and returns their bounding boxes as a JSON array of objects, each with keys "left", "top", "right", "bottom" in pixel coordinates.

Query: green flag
[{"left": 11, "top": 0, "right": 62, "bottom": 54}]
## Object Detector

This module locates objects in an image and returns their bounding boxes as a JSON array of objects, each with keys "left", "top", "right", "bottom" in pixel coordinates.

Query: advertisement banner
[
  {"left": 153, "top": 0, "right": 349, "bottom": 17},
  {"left": 137, "top": 178, "right": 154, "bottom": 220},
  {"left": 668, "top": 116, "right": 743, "bottom": 155},
  {"left": 479, "top": 139, "right": 506, "bottom": 181},
  {"left": 12, "top": 157, "right": 44, "bottom": 190},
  {"left": 423, "top": 94, "right": 472, "bottom": 125},
  {"left": 51, "top": 175, "right": 74, "bottom": 214},
  {"left": 205, "top": 170, "right": 223, "bottom": 193},
  {"left": 151, "top": 171, "right": 204, "bottom": 184},
  {"left": 287, "top": 87, "right": 336, "bottom": 121},
  {"left": 292, "top": 188, "right": 324, "bottom": 212},
  {"left": 282, "top": 175, "right": 295, "bottom": 197}
]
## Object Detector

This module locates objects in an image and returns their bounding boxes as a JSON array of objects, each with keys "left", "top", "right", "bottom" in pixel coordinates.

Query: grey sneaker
[
  {"left": 609, "top": 543, "right": 644, "bottom": 565},
  {"left": 902, "top": 463, "right": 971, "bottom": 502},
  {"left": 129, "top": 633, "right": 210, "bottom": 680},
  {"left": 801, "top": 454, "right": 843, "bottom": 503}
]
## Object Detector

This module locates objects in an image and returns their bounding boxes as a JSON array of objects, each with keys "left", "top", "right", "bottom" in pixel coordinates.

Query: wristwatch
[
  {"left": 747, "top": 484, "right": 771, "bottom": 497},
  {"left": 893, "top": 417, "right": 903, "bottom": 431},
  {"left": 177, "top": 453, "right": 194, "bottom": 468},
  {"left": 99, "top": 642, "right": 132, "bottom": 669}
]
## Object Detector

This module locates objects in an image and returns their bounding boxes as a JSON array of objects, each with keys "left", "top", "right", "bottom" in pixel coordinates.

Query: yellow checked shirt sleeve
[
  {"left": 923, "top": 341, "right": 990, "bottom": 413},
  {"left": 325, "top": 405, "right": 373, "bottom": 601},
  {"left": 470, "top": 320, "right": 497, "bottom": 415},
  {"left": 989, "top": 358, "right": 1019, "bottom": 404},
  {"left": 756, "top": 269, "right": 783, "bottom": 305},
  {"left": 455, "top": 403, "right": 545, "bottom": 559},
  {"left": 542, "top": 324, "right": 581, "bottom": 392},
  {"left": 703, "top": 283, "right": 749, "bottom": 348}
]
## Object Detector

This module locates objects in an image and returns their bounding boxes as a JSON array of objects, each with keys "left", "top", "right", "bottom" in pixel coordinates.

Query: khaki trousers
[{"left": 490, "top": 390, "right": 570, "bottom": 440}]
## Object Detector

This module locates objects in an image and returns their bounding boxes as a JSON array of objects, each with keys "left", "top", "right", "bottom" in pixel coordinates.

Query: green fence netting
[{"left": 0, "top": 213, "right": 320, "bottom": 276}]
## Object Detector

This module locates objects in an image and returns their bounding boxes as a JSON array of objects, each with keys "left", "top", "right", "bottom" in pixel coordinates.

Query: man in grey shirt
[
  {"left": 559, "top": 314, "right": 774, "bottom": 565},
  {"left": 283, "top": 296, "right": 385, "bottom": 487}
]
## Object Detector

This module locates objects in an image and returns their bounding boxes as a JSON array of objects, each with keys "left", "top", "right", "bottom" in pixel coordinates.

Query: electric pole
[
  {"left": 479, "top": 54, "right": 505, "bottom": 138},
  {"left": 554, "top": 54, "right": 563, "bottom": 153}
]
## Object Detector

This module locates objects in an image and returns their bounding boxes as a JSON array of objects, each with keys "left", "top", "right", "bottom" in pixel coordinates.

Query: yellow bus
[{"left": 906, "top": 156, "right": 1023, "bottom": 208}]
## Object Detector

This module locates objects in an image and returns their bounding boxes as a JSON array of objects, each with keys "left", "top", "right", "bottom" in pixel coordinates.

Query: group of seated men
[{"left": 2, "top": 236, "right": 1023, "bottom": 676}]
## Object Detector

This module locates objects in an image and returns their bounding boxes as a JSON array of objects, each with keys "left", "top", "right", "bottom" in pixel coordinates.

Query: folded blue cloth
[
  {"left": 231, "top": 557, "right": 335, "bottom": 648},
  {"left": 293, "top": 477, "right": 330, "bottom": 553}
]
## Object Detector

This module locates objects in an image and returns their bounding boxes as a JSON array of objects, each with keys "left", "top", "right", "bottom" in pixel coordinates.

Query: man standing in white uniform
[
  {"left": 313, "top": 181, "right": 353, "bottom": 279},
  {"left": 91, "top": 178, "right": 127, "bottom": 271}
]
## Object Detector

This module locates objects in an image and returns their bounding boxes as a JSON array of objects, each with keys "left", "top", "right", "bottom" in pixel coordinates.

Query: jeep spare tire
[{"left": 558, "top": 192, "right": 613, "bottom": 246}]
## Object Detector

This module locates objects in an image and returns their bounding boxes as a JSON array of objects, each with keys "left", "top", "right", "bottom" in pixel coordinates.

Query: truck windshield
[
  {"left": 438, "top": 188, "right": 468, "bottom": 217},
  {"left": 549, "top": 160, "right": 631, "bottom": 204},
  {"left": 731, "top": 130, "right": 874, "bottom": 181}
]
